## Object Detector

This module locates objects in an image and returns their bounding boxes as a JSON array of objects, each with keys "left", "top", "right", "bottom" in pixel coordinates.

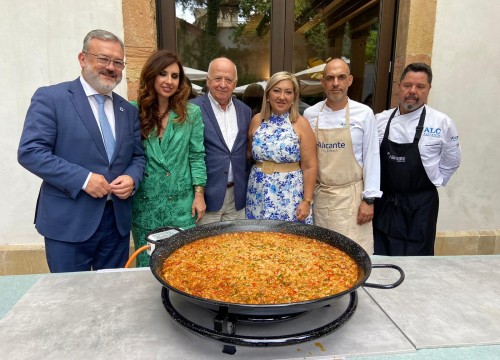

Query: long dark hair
[
  {"left": 137, "top": 50, "right": 191, "bottom": 139},
  {"left": 242, "top": 83, "right": 265, "bottom": 117}
]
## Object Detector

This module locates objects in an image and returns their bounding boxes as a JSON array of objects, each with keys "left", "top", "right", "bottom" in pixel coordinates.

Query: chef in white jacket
[
  {"left": 374, "top": 62, "right": 461, "bottom": 256},
  {"left": 304, "top": 58, "right": 382, "bottom": 254}
]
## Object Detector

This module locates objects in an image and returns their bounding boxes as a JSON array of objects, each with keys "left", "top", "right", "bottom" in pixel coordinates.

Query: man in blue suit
[
  {"left": 190, "top": 57, "right": 252, "bottom": 224},
  {"left": 18, "top": 30, "right": 145, "bottom": 272}
]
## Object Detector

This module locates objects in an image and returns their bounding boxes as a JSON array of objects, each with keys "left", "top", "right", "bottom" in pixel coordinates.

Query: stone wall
[
  {"left": 122, "top": 0, "right": 158, "bottom": 100},
  {"left": 391, "top": 0, "right": 436, "bottom": 107}
]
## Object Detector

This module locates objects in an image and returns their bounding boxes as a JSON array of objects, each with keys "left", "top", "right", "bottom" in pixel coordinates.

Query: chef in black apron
[
  {"left": 373, "top": 63, "right": 461, "bottom": 256},
  {"left": 374, "top": 106, "right": 438, "bottom": 255}
]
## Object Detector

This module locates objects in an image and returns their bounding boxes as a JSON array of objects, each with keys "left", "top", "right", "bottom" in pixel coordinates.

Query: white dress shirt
[
  {"left": 208, "top": 92, "right": 239, "bottom": 183},
  {"left": 304, "top": 99, "right": 382, "bottom": 198},
  {"left": 80, "top": 77, "right": 115, "bottom": 137},
  {"left": 79, "top": 76, "right": 115, "bottom": 190},
  {"left": 376, "top": 105, "right": 461, "bottom": 186}
]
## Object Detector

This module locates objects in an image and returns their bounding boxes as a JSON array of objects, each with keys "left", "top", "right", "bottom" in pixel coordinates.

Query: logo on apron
[
  {"left": 317, "top": 141, "right": 346, "bottom": 151},
  {"left": 387, "top": 152, "right": 406, "bottom": 163}
]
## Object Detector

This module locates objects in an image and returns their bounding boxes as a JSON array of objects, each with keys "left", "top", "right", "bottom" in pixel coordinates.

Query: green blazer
[{"left": 132, "top": 103, "right": 206, "bottom": 233}]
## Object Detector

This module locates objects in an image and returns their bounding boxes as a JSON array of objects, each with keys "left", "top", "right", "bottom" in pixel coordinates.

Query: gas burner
[
  {"left": 207, "top": 307, "right": 309, "bottom": 324},
  {"left": 161, "top": 287, "right": 358, "bottom": 353}
]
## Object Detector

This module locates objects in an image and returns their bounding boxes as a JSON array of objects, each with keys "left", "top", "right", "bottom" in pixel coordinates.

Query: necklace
[
  {"left": 158, "top": 111, "right": 169, "bottom": 142},
  {"left": 159, "top": 111, "right": 170, "bottom": 131}
]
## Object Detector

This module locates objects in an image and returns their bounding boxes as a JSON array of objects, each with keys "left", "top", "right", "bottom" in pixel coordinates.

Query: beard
[
  {"left": 402, "top": 102, "right": 417, "bottom": 111},
  {"left": 401, "top": 96, "right": 420, "bottom": 112},
  {"left": 82, "top": 65, "right": 122, "bottom": 94},
  {"left": 327, "top": 89, "right": 346, "bottom": 101}
]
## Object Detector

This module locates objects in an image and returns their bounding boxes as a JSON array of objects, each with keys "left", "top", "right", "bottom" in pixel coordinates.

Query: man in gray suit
[{"left": 190, "top": 57, "right": 252, "bottom": 224}]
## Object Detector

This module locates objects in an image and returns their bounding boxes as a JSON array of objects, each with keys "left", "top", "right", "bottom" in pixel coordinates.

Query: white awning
[
  {"left": 294, "top": 57, "right": 350, "bottom": 79},
  {"left": 294, "top": 63, "right": 326, "bottom": 78},
  {"left": 183, "top": 66, "right": 208, "bottom": 81},
  {"left": 233, "top": 80, "right": 322, "bottom": 96}
]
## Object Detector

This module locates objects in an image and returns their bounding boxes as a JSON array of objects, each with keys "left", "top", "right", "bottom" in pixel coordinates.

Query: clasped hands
[{"left": 84, "top": 173, "right": 135, "bottom": 199}]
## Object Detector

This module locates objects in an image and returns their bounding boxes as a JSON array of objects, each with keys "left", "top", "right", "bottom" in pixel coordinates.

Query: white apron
[{"left": 313, "top": 103, "right": 374, "bottom": 254}]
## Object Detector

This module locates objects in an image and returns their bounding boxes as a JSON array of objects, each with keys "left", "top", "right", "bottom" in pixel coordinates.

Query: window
[{"left": 157, "top": 0, "right": 396, "bottom": 111}]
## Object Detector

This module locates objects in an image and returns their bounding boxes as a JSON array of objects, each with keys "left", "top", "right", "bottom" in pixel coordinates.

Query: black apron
[{"left": 373, "top": 106, "right": 439, "bottom": 256}]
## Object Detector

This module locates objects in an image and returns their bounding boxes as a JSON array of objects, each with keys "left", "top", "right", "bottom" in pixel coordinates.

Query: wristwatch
[
  {"left": 362, "top": 196, "right": 375, "bottom": 205},
  {"left": 303, "top": 198, "right": 314, "bottom": 205}
]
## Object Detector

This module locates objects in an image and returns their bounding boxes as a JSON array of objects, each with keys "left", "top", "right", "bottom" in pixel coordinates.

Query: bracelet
[
  {"left": 302, "top": 198, "right": 314, "bottom": 205},
  {"left": 194, "top": 185, "right": 205, "bottom": 194}
]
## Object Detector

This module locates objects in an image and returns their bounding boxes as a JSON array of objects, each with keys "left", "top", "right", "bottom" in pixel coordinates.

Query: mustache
[
  {"left": 100, "top": 69, "right": 117, "bottom": 78},
  {"left": 405, "top": 96, "right": 418, "bottom": 101}
]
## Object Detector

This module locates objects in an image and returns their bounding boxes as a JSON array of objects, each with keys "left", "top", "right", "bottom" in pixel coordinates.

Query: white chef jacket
[
  {"left": 376, "top": 105, "right": 461, "bottom": 186},
  {"left": 304, "top": 99, "right": 382, "bottom": 198}
]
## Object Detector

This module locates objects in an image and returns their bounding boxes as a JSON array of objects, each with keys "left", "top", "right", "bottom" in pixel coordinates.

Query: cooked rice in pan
[{"left": 162, "top": 232, "right": 359, "bottom": 304}]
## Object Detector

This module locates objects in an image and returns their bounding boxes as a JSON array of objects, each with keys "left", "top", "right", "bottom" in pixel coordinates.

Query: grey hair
[
  {"left": 82, "top": 29, "right": 124, "bottom": 52},
  {"left": 207, "top": 57, "right": 238, "bottom": 80}
]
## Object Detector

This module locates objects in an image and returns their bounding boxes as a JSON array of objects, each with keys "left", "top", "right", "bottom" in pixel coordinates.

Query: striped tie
[{"left": 94, "top": 94, "right": 115, "bottom": 162}]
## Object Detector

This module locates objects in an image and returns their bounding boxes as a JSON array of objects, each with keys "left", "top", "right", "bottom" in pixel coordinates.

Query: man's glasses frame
[{"left": 84, "top": 52, "right": 126, "bottom": 70}]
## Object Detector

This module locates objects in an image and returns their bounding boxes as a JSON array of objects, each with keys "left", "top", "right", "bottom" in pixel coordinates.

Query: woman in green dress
[{"left": 132, "top": 50, "right": 207, "bottom": 267}]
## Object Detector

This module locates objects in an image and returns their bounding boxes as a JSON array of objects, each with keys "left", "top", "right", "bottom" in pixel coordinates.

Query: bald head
[
  {"left": 323, "top": 58, "right": 351, "bottom": 77},
  {"left": 208, "top": 57, "right": 238, "bottom": 79},
  {"left": 321, "top": 58, "right": 353, "bottom": 110}
]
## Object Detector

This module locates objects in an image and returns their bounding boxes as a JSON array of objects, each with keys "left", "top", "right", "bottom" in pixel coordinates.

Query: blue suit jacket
[
  {"left": 190, "top": 94, "right": 252, "bottom": 212},
  {"left": 18, "top": 78, "right": 145, "bottom": 242}
]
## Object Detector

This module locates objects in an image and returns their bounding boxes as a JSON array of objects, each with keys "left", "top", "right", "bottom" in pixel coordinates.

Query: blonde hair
[{"left": 261, "top": 71, "right": 300, "bottom": 123}]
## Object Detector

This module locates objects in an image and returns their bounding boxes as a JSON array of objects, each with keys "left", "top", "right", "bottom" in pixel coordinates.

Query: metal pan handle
[
  {"left": 362, "top": 264, "right": 405, "bottom": 289},
  {"left": 146, "top": 226, "right": 184, "bottom": 245}
]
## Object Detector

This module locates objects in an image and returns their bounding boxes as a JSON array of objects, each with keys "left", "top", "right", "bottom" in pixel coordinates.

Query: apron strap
[
  {"left": 413, "top": 106, "right": 427, "bottom": 144},
  {"left": 314, "top": 100, "right": 350, "bottom": 130},
  {"left": 382, "top": 106, "right": 427, "bottom": 145},
  {"left": 383, "top": 108, "right": 398, "bottom": 141},
  {"left": 314, "top": 102, "right": 326, "bottom": 131}
]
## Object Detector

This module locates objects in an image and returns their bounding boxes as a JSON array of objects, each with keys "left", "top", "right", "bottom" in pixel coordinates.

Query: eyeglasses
[{"left": 84, "top": 52, "right": 126, "bottom": 70}]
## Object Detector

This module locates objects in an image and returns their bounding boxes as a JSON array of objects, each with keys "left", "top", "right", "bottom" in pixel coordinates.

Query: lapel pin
[{"left": 120, "top": 107, "right": 124, "bottom": 112}]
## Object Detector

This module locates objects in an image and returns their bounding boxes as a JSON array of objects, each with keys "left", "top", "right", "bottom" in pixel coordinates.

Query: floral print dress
[{"left": 246, "top": 112, "right": 312, "bottom": 224}]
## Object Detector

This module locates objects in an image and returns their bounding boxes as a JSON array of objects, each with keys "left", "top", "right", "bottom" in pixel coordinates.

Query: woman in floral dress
[{"left": 246, "top": 72, "right": 317, "bottom": 223}]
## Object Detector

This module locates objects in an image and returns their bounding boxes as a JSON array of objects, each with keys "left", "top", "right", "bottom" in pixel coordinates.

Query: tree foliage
[
  {"left": 305, "top": 22, "right": 327, "bottom": 60},
  {"left": 238, "top": 0, "right": 309, "bottom": 19},
  {"left": 238, "top": 0, "right": 271, "bottom": 18},
  {"left": 176, "top": 0, "right": 330, "bottom": 66},
  {"left": 365, "top": 26, "right": 378, "bottom": 63}
]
